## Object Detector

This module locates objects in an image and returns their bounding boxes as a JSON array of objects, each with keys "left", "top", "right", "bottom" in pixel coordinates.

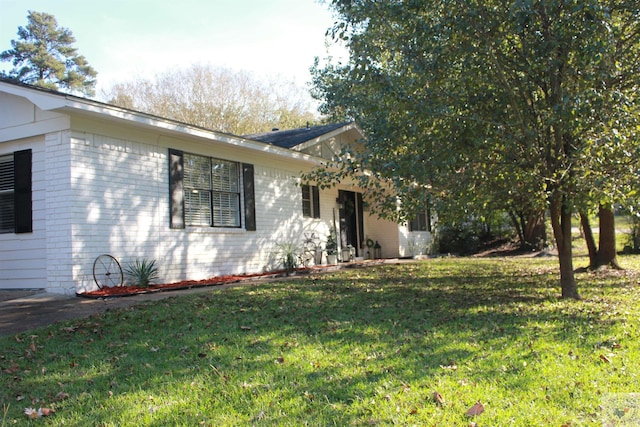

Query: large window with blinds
[{"left": 184, "top": 153, "right": 242, "bottom": 228}]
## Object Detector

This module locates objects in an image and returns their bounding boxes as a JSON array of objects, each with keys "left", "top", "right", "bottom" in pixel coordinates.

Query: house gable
[{"left": 245, "top": 122, "right": 366, "bottom": 161}]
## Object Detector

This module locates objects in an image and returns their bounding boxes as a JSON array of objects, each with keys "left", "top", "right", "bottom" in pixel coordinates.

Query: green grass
[{"left": 2, "top": 257, "right": 640, "bottom": 426}]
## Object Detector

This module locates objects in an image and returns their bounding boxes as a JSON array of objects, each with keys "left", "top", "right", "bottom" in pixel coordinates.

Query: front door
[{"left": 338, "top": 190, "right": 364, "bottom": 257}]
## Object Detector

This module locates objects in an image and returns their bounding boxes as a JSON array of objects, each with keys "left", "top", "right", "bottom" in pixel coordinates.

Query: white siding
[
  {"left": 398, "top": 224, "right": 432, "bottom": 257},
  {"left": 0, "top": 136, "right": 47, "bottom": 289},
  {"left": 67, "top": 132, "right": 335, "bottom": 293},
  {"left": 65, "top": 128, "right": 408, "bottom": 293},
  {"left": 365, "top": 214, "right": 401, "bottom": 259}
]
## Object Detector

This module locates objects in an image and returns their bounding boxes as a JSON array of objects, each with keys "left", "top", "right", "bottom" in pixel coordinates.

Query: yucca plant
[
  {"left": 274, "top": 241, "right": 300, "bottom": 275},
  {"left": 124, "top": 258, "right": 159, "bottom": 288}
]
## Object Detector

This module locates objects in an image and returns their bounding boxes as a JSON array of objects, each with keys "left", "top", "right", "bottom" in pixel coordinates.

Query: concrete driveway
[{"left": 0, "top": 286, "right": 231, "bottom": 337}]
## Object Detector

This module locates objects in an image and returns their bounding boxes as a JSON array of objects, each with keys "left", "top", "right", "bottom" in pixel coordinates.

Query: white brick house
[{"left": 0, "top": 79, "right": 430, "bottom": 294}]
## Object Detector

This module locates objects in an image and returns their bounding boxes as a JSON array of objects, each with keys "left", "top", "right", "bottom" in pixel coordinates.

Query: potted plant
[{"left": 325, "top": 229, "right": 338, "bottom": 265}]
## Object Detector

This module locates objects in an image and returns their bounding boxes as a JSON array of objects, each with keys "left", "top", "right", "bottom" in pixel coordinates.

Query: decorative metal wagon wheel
[{"left": 92, "top": 254, "right": 124, "bottom": 289}]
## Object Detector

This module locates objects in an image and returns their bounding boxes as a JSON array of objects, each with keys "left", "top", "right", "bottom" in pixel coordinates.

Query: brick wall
[{"left": 0, "top": 136, "right": 47, "bottom": 290}]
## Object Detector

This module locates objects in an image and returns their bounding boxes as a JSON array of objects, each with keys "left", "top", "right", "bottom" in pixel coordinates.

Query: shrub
[
  {"left": 432, "top": 214, "right": 513, "bottom": 255},
  {"left": 124, "top": 258, "right": 159, "bottom": 288},
  {"left": 274, "top": 241, "right": 300, "bottom": 275},
  {"left": 624, "top": 214, "right": 640, "bottom": 254},
  {"left": 326, "top": 230, "right": 338, "bottom": 255}
]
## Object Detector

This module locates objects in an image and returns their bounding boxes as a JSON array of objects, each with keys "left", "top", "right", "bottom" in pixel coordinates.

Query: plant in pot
[{"left": 326, "top": 229, "right": 338, "bottom": 264}]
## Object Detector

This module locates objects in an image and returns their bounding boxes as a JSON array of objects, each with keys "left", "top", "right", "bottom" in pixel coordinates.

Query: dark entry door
[{"left": 338, "top": 190, "right": 364, "bottom": 256}]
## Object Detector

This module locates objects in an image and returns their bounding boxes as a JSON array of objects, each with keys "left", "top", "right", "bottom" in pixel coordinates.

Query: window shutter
[
  {"left": 14, "top": 149, "right": 32, "bottom": 234},
  {"left": 242, "top": 163, "right": 256, "bottom": 231},
  {"left": 169, "top": 149, "right": 185, "bottom": 229},
  {"left": 312, "top": 186, "right": 320, "bottom": 218}
]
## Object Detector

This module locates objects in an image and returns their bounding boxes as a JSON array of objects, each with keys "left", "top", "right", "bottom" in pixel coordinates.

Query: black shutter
[
  {"left": 14, "top": 149, "right": 32, "bottom": 233},
  {"left": 242, "top": 163, "right": 256, "bottom": 231},
  {"left": 312, "top": 185, "right": 320, "bottom": 218},
  {"left": 169, "top": 149, "right": 185, "bottom": 229}
]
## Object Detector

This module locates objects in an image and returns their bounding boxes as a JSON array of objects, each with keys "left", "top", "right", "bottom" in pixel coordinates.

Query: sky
[{"left": 0, "top": 0, "right": 346, "bottom": 100}]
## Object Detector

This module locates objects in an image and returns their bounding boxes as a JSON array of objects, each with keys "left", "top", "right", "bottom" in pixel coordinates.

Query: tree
[
  {"left": 102, "top": 64, "right": 318, "bottom": 135},
  {"left": 309, "top": 0, "right": 640, "bottom": 299},
  {"left": 1, "top": 11, "right": 97, "bottom": 96}
]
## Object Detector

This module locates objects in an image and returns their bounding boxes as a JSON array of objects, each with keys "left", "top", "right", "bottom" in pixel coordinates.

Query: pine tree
[{"left": 1, "top": 11, "right": 97, "bottom": 96}]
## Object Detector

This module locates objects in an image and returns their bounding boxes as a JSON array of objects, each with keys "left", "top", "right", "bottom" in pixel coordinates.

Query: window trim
[
  {"left": 169, "top": 149, "right": 256, "bottom": 231},
  {"left": 301, "top": 184, "right": 320, "bottom": 219},
  {"left": 409, "top": 209, "right": 431, "bottom": 232},
  {"left": 185, "top": 153, "right": 242, "bottom": 228}
]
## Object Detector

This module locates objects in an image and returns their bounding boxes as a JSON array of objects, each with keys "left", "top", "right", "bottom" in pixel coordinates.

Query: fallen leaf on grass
[
  {"left": 599, "top": 354, "right": 611, "bottom": 363},
  {"left": 56, "top": 391, "right": 70, "bottom": 401},
  {"left": 40, "top": 408, "right": 55, "bottom": 416},
  {"left": 24, "top": 408, "right": 38, "bottom": 419},
  {"left": 466, "top": 401, "right": 484, "bottom": 417},
  {"left": 432, "top": 391, "right": 446, "bottom": 406},
  {"left": 24, "top": 407, "right": 55, "bottom": 419},
  {"left": 240, "top": 326, "right": 252, "bottom": 331}
]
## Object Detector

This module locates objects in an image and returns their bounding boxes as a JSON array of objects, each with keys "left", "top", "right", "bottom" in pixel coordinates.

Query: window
[
  {"left": 0, "top": 150, "right": 31, "bottom": 234},
  {"left": 409, "top": 210, "right": 431, "bottom": 232},
  {"left": 301, "top": 184, "right": 320, "bottom": 218},
  {"left": 184, "top": 153, "right": 241, "bottom": 227},
  {"left": 169, "top": 149, "right": 255, "bottom": 230}
]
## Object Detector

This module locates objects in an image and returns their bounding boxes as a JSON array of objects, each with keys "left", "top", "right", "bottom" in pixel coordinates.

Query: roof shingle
[{"left": 245, "top": 122, "right": 351, "bottom": 149}]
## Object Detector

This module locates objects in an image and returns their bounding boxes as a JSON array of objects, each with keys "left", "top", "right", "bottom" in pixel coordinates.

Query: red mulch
[
  {"left": 77, "top": 270, "right": 290, "bottom": 299},
  {"left": 77, "top": 261, "right": 382, "bottom": 299},
  {"left": 76, "top": 264, "right": 350, "bottom": 299}
]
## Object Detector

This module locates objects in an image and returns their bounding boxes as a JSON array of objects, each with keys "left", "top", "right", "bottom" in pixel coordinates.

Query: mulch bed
[{"left": 76, "top": 264, "right": 351, "bottom": 299}]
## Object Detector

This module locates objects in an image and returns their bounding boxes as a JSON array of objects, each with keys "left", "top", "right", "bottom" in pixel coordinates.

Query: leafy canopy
[
  {"left": 312, "top": 0, "right": 639, "bottom": 218},
  {"left": 1, "top": 11, "right": 97, "bottom": 96},
  {"left": 103, "top": 64, "right": 318, "bottom": 135},
  {"left": 310, "top": 0, "right": 640, "bottom": 298}
]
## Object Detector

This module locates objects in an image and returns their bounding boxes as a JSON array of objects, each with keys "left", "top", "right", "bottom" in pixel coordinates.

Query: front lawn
[{"left": 1, "top": 257, "right": 639, "bottom": 425}]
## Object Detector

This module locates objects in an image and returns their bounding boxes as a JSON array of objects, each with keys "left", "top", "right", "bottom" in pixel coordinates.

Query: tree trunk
[
  {"left": 508, "top": 210, "right": 525, "bottom": 245},
  {"left": 550, "top": 194, "right": 580, "bottom": 299},
  {"left": 596, "top": 204, "right": 621, "bottom": 269},
  {"left": 579, "top": 212, "right": 598, "bottom": 268},
  {"left": 523, "top": 211, "right": 546, "bottom": 250}
]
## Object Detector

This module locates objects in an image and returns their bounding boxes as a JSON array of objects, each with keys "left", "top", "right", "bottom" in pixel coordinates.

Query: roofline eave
[{"left": 0, "top": 80, "right": 324, "bottom": 166}]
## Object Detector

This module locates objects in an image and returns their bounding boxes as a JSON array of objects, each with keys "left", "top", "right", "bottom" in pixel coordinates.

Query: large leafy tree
[
  {"left": 103, "top": 64, "right": 318, "bottom": 135},
  {"left": 310, "top": 0, "right": 640, "bottom": 299},
  {"left": 1, "top": 11, "right": 97, "bottom": 96}
]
